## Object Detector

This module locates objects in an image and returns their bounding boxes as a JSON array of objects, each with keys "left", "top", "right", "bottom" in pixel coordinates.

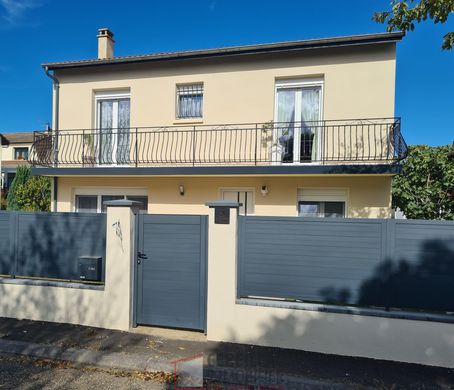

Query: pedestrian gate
[{"left": 136, "top": 214, "right": 208, "bottom": 331}]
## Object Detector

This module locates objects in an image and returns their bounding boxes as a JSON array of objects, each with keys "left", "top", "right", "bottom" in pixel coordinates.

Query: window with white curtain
[
  {"left": 275, "top": 79, "right": 323, "bottom": 163},
  {"left": 176, "top": 84, "right": 203, "bottom": 119}
]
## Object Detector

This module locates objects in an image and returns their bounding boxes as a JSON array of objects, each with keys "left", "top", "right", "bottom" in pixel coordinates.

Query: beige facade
[
  {"left": 40, "top": 36, "right": 402, "bottom": 217},
  {"left": 1, "top": 142, "right": 32, "bottom": 161},
  {"left": 55, "top": 174, "right": 392, "bottom": 218},
  {"left": 54, "top": 44, "right": 396, "bottom": 129}
]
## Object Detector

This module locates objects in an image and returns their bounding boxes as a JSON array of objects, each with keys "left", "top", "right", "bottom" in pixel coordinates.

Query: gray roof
[
  {"left": 0, "top": 134, "right": 9, "bottom": 146},
  {"left": 43, "top": 32, "right": 404, "bottom": 70},
  {"left": 2, "top": 132, "right": 34, "bottom": 144}
]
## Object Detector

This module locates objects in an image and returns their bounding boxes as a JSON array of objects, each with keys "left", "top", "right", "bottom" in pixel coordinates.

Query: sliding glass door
[
  {"left": 275, "top": 81, "right": 322, "bottom": 163},
  {"left": 97, "top": 96, "right": 130, "bottom": 165}
]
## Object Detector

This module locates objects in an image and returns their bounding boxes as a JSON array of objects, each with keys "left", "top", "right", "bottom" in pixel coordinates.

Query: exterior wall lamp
[{"left": 179, "top": 185, "right": 185, "bottom": 196}]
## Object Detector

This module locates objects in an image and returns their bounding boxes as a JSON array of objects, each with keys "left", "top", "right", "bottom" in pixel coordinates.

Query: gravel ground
[{"left": 0, "top": 353, "right": 169, "bottom": 390}]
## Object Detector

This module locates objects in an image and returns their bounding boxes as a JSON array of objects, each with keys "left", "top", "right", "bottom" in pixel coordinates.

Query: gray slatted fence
[
  {"left": 238, "top": 216, "right": 454, "bottom": 314},
  {"left": 0, "top": 211, "right": 106, "bottom": 282}
]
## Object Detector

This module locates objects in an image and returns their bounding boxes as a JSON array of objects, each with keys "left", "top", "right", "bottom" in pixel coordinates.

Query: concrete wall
[
  {"left": 0, "top": 205, "right": 135, "bottom": 331},
  {"left": 206, "top": 206, "right": 454, "bottom": 368},
  {"left": 54, "top": 44, "right": 396, "bottom": 129},
  {"left": 55, "top": 174, "right": 393, "bottom": 218}
]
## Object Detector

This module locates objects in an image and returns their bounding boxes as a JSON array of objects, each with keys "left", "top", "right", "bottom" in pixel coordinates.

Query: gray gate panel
[
  {"left": 0, "top": 211, "right": 106, "bottom": 282},
  {"left": 238, "top": 216, "right": 454, "bottom": 314},
  {"left": 138, "top": 214, "right": 207, "bottom": 330},
  {"left": 238, "top": 216, "right": 385, "bottom": 305},
  {"left": 376, "top": 219, "right": 454, "bottom": 313},
  {"left": 15, "top": 212, "right": 106, "bottom": 280},
  {"left": 0, "top": 212, "right": 14, "bottom": 276}
]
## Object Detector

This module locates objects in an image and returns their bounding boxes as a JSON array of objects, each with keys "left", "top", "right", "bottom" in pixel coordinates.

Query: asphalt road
[{"left": 0, "top": 353, "right": 168, "bottom": 390}]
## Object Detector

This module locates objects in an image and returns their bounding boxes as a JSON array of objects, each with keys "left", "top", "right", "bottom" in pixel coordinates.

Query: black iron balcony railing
[{"left": 30, "top": 118, "right": 407, "bottom": 168}]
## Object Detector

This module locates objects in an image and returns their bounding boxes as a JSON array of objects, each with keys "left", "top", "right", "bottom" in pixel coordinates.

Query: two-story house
[
  {"left": 1, "top": 132, "right": 33, "bottom": 192},
  {"left": 30, "top": 29, "right": 407, "bottom": 217}
]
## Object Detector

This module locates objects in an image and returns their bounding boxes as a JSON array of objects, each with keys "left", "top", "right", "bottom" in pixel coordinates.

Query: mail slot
[{"left": 78, "top": 256, "right": 103, "bottom": 282}]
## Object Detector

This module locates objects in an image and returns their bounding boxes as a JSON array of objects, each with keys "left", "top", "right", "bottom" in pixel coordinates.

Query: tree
[
  {"left": 15, "top": 176, "right": 51, "bottom": 212},
  {"left": 6, "top": 165, "right": 31, "bottom": 210},
  {"left": 373, "top": 0, "right": 454, "bottom": 50},
  {"left": 392, "top": 145, "right": 454, "bottom": 220}
]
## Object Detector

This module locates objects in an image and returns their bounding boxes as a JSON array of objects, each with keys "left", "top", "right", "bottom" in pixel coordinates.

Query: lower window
[
  {"left": 76, "top": 195, "right": 148, "bottom": 213},
  {"left": 298, "top": 201, "right": 345, "bottom": 218}
]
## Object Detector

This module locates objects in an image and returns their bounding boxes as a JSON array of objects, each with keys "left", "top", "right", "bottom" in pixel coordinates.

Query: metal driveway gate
[{"left": 136, "top": 214, "right": 208, "bottom": 330}]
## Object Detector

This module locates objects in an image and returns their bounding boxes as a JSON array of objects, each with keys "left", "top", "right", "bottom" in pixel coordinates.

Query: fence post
[
  {"left": 205, "top": 200, "right": 242, "bottom": 340},
  {"left": 103, "top": 199, "right": 141, "bottom": 330}
]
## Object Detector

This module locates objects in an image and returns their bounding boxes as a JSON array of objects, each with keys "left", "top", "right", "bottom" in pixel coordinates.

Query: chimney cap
[{"left": 98, "top": 28, "right": 114, "bottom": 40}]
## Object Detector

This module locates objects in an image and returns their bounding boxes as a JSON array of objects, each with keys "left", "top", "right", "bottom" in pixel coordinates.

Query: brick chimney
[{"left": 97, "top": 28, "right": 114, "bottom": 59}]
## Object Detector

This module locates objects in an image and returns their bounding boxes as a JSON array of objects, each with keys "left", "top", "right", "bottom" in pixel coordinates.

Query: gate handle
[{"left": 138, "top": 252, "right": 148, "bottom": 260}]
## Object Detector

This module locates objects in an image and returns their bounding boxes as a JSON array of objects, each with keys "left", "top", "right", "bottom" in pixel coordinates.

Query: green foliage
[
  {"left": 6, "top": 165, "right": 31, "bottom": 210},
  {"left": 392, "top": 145, "right": 454, "bottom": 220},
  {"left": 373, "top": 0, "right": 454, "bottom": 50},
  {"left": 0, "top": 191, "right": 7, "bottom": 210},
  {"left": 15, "top": 176, "right": 51, "bottom": 212}
]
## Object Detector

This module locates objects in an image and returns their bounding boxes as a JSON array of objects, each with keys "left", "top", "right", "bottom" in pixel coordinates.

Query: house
[
  {"left": 0, "top": 132, "right": 34, "bottom": 192},
  {"left": 30, "top": 29, "right": 407, "bottom": 217}
]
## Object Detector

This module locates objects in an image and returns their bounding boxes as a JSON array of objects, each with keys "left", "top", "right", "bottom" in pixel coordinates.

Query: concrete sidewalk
[{"left": 0, "top": 317, "right": 453, "bottom": 389}]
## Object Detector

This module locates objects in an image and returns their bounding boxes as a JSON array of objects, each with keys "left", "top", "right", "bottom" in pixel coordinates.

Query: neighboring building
[
  {"left": 30, "top": 29, "right": 407, "bottom": 217},
  {"left": 0, "top": 132, "right": 34, "bottom": 192}
]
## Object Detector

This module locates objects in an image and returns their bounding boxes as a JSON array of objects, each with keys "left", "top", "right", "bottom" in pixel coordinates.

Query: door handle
[{"left": 138, "top": 252, "right": 148, "bottom": 260}]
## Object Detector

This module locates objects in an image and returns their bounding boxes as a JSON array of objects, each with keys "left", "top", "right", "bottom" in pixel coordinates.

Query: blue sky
[{"left": 0, "top": 0, "right": 452, "bottom": 146}]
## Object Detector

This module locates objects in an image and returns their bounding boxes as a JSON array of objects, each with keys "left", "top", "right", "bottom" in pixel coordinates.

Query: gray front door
[{"left": 136, "top": 214, "right": 207, "bottom": 330}]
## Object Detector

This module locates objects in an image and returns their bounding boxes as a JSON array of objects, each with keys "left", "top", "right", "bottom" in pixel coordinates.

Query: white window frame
[
  {"left": 14, "top": 146, "right": 29, "bottom": 160},
  {"left": 274, "top": 78, "right": 324, "bottom": 164},
  {"left": 219, "top": 187, "right": 255, "bottom": 216},
  {"left": 73, "top": 187, "right": 147, "bottom": 213},
  {"left": 296, "top": 187, "right": 348, "bottom": 217},
  {"left": 94, "top": 90, "right": 131, "bottom": 166}
]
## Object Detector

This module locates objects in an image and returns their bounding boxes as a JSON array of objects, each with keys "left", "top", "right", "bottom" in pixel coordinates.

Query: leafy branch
[{"left": 373, "top": 0, "right": 454, "bottom": 50}]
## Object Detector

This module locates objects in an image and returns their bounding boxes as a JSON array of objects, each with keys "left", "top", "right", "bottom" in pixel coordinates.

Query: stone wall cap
[{"left": 103, "top": 199, "right": 142, "bottom": 208}]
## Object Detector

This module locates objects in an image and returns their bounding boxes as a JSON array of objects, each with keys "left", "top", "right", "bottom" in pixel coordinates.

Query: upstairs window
[
  {"left": 14, "top": 147, "right": 29, "bottom": 160},
  {"left": 176, "top": 84, "right": 203, "bottom": 119}
]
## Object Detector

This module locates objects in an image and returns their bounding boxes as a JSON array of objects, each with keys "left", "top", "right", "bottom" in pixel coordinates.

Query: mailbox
[{"left": 78, "top": 256, "right": 103, "bottom": 282}]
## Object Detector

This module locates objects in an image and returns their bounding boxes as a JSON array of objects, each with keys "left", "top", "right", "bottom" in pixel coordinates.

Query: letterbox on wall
[{"left": 78, "top": 256, "right": 103, "bottom": 282}]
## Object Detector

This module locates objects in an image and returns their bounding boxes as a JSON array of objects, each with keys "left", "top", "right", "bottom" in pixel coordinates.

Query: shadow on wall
[
  {"left": 0, "top": 211, "right": 156, "bottom": 388},
  {"left": 319, "top": 239, "right": 454, "bottom": 313},
  {"left": 217, "top": 310, "right": 454, "bottom": 385},
  {"left": 349, "top": 207, "right": 391, "bottom": 219},
  {"left": 211, "top": 237, "right": 454, "bottom": 378},
  {"left": 0, "top": 212, "right": 105, "bottom": 281},
  {"left": 0, "top": 212, "right": 109, "bottom": 326}
]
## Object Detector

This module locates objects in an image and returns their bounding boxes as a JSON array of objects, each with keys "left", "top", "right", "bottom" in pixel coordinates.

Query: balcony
[{"left": 30, "top": 118, "right": 407, "bottom": 172}]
